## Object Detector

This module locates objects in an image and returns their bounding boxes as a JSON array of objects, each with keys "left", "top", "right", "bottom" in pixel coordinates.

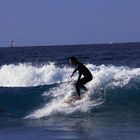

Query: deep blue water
[{"left": 0, "top": 43, "right": 140, "bottom": 140}]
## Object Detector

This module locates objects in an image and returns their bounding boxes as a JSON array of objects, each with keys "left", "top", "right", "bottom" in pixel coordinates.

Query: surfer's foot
[{"left": 75, "top": 96, "right": 81, "bottom": 100}]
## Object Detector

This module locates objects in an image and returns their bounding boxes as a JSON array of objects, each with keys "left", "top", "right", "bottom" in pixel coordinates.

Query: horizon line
[{"left": 0, "top": 41, "right": 140, "bottom": 49}]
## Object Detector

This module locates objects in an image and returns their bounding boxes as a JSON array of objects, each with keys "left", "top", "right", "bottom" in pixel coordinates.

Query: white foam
[
  {"left": 0, "top": 63, "right": 73, "bottom": 87},
  {"left": 25, "top": 82, "right": 99, "bottom": 119},
  {"left": 24, "top": 64, "right": 140, "bottom": 119},
  {"left": 1, "top": 63, "right": 140, "bottom": 88}
]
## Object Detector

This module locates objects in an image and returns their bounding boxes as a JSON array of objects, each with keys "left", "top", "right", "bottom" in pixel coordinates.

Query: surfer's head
[{"left": 69, "top": 56, "right": 78, "bottom": 65}]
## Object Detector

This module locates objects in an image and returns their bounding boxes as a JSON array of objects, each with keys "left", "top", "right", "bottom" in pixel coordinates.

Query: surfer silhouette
[{"left": 69, "top": 56, "right": 93, "bottom": 100}]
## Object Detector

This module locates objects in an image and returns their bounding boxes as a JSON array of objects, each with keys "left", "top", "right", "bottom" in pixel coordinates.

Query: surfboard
[{"left": 64, "top": 95, "right": 84, "bottom": 104}]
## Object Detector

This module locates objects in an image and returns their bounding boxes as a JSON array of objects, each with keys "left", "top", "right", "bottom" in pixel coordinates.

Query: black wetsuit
[{"left": 72, "top": 62, "right": 93, "bottom": 97}]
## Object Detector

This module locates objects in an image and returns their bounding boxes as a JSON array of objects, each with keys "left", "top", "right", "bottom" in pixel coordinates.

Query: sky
[{"left": 0, "top": 0, "right": 140, "bottom": 47}]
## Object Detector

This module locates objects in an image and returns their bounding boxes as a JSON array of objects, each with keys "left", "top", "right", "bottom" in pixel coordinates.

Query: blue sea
[{"left": 0, "top": 43, "right": 140, "bottom": 140}]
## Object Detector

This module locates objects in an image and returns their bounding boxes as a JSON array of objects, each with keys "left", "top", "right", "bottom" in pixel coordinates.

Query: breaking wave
[{"left": 15, "top": 63, "right": 140, "bottom": 119}]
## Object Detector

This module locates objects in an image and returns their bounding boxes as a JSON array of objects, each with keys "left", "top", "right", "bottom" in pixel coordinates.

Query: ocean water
[{"left": 0, "top": 43, "right": 140, "bottom": 140}]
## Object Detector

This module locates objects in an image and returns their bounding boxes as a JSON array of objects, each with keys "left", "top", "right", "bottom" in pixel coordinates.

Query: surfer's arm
[{"left": 71, "top": 67, "right": 78, "bottom": 77}]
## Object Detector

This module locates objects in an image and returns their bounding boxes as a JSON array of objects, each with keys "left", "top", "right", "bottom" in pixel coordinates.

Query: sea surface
[{"left": 0, "top": 43, "right": 140, "bottom": 140}]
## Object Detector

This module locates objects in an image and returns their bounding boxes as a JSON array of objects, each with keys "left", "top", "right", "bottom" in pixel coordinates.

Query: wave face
[{"left": 0, "top": 63, "right": 140, "bottom": 120}]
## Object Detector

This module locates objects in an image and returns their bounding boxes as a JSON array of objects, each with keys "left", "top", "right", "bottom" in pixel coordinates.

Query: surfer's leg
[
  {"left": 76, "top": 77, "right": 92, "bottom": 96},
  {"left": 80, "top": 85, "right": 87, "bottom": 91},
  {"left": 75, "top": 82, "right": 81, "bottom": 97},
  {"left": 78, "top": 77, "right": 92, "bottom": 92},
  {"left": 76, "top": 78, "right": 87, "bottom": 96},
  {"left": 78, "top": 78, "right": 88, "bottom": 89}
]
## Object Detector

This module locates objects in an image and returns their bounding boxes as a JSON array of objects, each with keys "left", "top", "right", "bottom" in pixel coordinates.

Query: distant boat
[
  {"left": 11, "top": 40, "right": 14, "bottom": 47},
  {"left": 108, "top": 41, "right": 113, "bottom": 45}
]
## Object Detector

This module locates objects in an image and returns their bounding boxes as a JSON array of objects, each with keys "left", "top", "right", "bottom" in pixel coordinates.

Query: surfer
[{"left": 69, "top": 56, "right": 93, "bottom": 100}]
